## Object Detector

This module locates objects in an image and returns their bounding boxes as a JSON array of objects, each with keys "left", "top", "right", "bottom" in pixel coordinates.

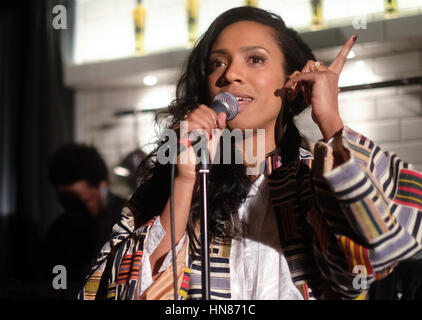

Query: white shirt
[
  {"left": 230, "top": 173, "right": 303, "bottom": 299},
  {"left": 138, "top": 173, "right": 303, "bottom": 300}
]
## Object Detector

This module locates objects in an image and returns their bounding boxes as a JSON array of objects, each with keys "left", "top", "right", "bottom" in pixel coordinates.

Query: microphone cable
[{"left": 170, "top": 160, "right": 178, "bottom": 300}]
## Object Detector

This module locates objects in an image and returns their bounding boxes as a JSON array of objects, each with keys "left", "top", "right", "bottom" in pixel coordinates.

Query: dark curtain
[{"left": 0, "top": 0, "right": 74, "bottom": 298}]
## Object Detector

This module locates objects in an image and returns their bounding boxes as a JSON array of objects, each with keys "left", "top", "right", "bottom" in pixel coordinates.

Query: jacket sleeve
[
  {"left": 78, "top": 208, "right": 186, "bottom": 300},
  {"left": 78, "top": 207, "right": 157, "bottom": 300},
  {"left": 309, "top": 125, "right": 422, "bottom": 299}
]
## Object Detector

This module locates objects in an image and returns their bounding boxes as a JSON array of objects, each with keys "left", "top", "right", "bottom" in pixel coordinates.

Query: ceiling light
[
  {"left": 113, "top": 166, "right": 130, "bottom": 177},
  {"left": 143, "top": 75, "right": 157, "bottom": 86}
]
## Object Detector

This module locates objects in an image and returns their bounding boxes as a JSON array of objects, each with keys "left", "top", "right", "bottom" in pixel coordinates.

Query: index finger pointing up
[{"left": 329, "top": 35, "right": 357, "bottom": 74}]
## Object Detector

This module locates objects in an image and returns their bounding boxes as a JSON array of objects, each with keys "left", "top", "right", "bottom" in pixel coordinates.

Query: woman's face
[{"left": 207, "top": 21, "right": 287, "bottom": 132}]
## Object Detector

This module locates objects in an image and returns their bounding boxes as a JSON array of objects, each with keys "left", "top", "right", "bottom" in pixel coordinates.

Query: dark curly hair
[
  {"left": 48, "top": 143, "right": 108, "bottom": 187},
  {"left": 127, "top": 6, "right": 316, "bottom": 252}
]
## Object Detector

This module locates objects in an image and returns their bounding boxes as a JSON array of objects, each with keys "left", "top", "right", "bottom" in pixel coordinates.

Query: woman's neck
[{"left": 236, "top": 127, "right": 276, "bottom": 178}]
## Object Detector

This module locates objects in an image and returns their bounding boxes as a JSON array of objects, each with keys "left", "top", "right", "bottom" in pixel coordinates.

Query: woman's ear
[{"left": 285, "top": 70, "right": 301, "bottom": 101}]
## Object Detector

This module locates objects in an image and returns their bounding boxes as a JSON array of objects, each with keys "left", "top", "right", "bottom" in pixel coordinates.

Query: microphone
[
  {"left": 210, "top": 92, "right": 239, "bottom": 121},
  {"left": 179, "top": 92, "right": 239, "bottom": 151}
]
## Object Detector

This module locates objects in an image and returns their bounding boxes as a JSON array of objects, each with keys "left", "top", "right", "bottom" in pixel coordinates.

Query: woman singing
[{"left": 79, "top": 6, "right": 422, "bottom": 300}]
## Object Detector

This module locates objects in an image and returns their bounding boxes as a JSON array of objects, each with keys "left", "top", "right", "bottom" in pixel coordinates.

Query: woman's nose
[{"left": 220, "top": 60, "right": 244, "bottom": 85}]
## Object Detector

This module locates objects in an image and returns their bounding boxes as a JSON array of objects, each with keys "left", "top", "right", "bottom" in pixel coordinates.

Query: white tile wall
[
  {"left": 380, "top": 140, "right": 422, "bottom": 164},
  {"left": 373, "top": 52, "right": 420, "bottom": 75},
  {"left": 346, "top": 119, "right": 402, "bottom": 143},
  {"left": 376, "top": 95, "right": 422, "bottom": 119},
  {"left": 401, "top": 117, "right": 422, "bottom": 140},
  {"left": 338, "top": 99, "right": 377, "bottom": 121}
]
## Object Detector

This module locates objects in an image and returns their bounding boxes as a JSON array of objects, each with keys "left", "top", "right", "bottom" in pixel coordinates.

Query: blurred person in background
[{"left": 42, "top": 143, "right": 126, "bottom": 298}]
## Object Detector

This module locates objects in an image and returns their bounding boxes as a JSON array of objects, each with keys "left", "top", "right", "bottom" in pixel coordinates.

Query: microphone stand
[{"left": 197, "top": 142, "right": 211, "bottom": 300}]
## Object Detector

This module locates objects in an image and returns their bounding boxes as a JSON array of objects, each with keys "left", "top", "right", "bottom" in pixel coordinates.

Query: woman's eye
[
  {"left": 249, "top": 55, "right": 266, "bottom": 64},
  {"left": 210, "top": 59, "right": 226, "bottom": 71}
]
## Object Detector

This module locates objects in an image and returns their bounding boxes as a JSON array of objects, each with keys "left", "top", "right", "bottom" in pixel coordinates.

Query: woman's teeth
[{"left": 236, "top": 97, "right": 252, "bottom": 102}]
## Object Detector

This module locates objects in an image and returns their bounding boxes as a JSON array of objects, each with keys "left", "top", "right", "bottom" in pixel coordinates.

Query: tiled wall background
[{"left": 75, "top": 47, "right": 422, "bottom": 198}]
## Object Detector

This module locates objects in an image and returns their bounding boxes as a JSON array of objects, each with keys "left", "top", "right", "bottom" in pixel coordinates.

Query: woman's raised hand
[
  {"left": 175, "top": 105, "right": 227, "bottom": 181},
  {"left": 283, "top": 35, "right": 357, "bottom": 141}
]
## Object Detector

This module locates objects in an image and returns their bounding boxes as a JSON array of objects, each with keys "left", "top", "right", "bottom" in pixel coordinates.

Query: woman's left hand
[{"left": 283, "top": 35, "right": 357, "bottom": 141}]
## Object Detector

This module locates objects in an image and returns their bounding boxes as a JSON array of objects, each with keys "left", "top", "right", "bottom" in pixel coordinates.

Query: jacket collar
[{"left": 265, "top": 146, "right": 314, "bottom": 175}]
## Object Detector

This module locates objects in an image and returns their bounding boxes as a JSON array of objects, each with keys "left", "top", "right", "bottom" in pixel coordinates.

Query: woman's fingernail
[{"left": 353, "top": 35, "right": 358, "bottom": 42}]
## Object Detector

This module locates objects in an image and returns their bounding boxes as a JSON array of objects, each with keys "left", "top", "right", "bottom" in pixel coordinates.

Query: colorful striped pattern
[
  {"left": 78, "top": 207, "right": 136, "bottom": 300},
  {"left": 265, "top": 153, "right": 282, "bottom": 175},
  {"left": 186, "top": 231, "right": 232, "bottom": 300},
  {"left": 106, "top": 283, "right": 116, "bottom": 299},
  {"left": 117, "top": 251, "right": 143, "bottom": 284},
  {"left": 374, "top": 267, "right": 392, "bottom": 280},
  {"left": 395, "top": 169, "right": 422, "bottom": 210},
  {"left": 337, "top": 235, "right": 374, "bottom": 274},
  {"left": 82, "top": 271, "right": 102, "bottom": 300},
  {"left": 295, "top": 283, "right": 310, "bottom": 300},
  {"left": 188, "top": 255, "right": 231, "bottom": 300},
  {"left": 267, "top": 154, "right": 324, "bottom": 299},
  {"left": 79, "top": 126, "right": 422, "bottom": 300},
  {"left": 178, "top": 267, "right": 191, "bottom": 299},
  {"left": 264, "top": 147, "right": 312, "bottom": 174},
  {"left": 347, "top": 141, "right": 371, "bottom": 168},
  {"left": 113, "top": 217, "right": 157, "bottom": 298}
]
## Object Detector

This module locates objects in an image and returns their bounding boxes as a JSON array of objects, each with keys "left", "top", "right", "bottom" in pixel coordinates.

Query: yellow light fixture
[
  {"left": 310, "top": 0, "right": 324, "bottom": 30},
  {"left": 133, "top": 0, "right": 147, "bottom": 53},
  {"left": 186, "top": 0, "right": 200, "bottom": 46},
  {"left": 244, "top": 0, "right": 258, "bottom": 7}
]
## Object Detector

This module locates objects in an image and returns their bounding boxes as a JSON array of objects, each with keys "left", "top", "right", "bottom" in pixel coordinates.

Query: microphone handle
[
  {"left": 177, "top": 103, "right": 227, "bottom": 154},
  {"left": 210, "top": 101, "right": 228, "bottom": 115},
  {"left": 177, "top": 131, "right": 208, "bottom": 155}
]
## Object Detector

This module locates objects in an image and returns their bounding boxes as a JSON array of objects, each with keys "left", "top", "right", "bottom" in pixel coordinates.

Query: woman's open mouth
[{"left": 234, "top": 95, "right": 253, "bottom": 108}]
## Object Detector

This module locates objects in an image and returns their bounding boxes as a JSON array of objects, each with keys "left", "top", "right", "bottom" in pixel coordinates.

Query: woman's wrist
[
  {"left": 175, "top": 173, "right": 197, "bottom": 185},
  {"left": 318, "top": 115, "right": 344, "bottom": 143}
]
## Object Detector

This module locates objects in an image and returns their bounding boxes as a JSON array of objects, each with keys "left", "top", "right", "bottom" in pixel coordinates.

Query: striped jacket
[{"left": 79, "top": 126, "right": 422, "bottom": 300}]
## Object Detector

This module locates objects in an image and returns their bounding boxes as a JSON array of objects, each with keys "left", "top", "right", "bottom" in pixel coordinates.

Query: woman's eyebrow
[
  {"left": 209, "top": 48, "right": 228, "bottom": 56},
  {"left": 210, "top": 46, "right": 270, "bottom": 56},
  {"left": 241, "top": 46, "right": 270, "bottom": 54}
]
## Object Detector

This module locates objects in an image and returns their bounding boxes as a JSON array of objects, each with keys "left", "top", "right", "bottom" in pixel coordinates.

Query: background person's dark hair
[
  {"left": 128, "top": 6, "right": 317, "bottom": 252},
  {"left": 48, "top": 143, "right": 108, "bottom": 187}
]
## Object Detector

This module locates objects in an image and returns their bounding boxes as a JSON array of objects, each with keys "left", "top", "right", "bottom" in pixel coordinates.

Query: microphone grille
[{"left": 213, "top": 92, "right": 239, "bottom": 121}]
